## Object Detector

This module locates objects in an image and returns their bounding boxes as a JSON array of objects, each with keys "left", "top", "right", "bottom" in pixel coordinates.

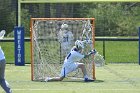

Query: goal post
[{"left": 30, "top": 18, "right": 95, "bottom": 81}]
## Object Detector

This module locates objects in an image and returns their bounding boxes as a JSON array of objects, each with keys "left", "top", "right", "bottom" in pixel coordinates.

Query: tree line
[{"left": 0, "top": 1, "right": 140, "bottom": 36}]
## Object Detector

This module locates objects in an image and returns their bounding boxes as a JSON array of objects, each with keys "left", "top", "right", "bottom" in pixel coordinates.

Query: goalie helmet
[
  {"left": 61, "top": 24, "right": 68, "bottom": 29},
  {"left": 75, "top": 40, "right": 84, "bottom": 49}
]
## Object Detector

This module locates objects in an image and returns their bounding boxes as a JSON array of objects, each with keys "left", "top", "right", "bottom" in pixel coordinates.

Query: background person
[
  {"left": 58, "top": 23, "right": 74, "bottom": 57},
  {"left": 0, "top": 46, "right": 12, "bottom": 93}
]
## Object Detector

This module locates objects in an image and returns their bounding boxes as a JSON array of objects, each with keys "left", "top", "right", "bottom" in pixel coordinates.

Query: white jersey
[
  {"left": 64, "top": 48, "right": 84, "bottom": 63},
  {"left": 0, "top": 46, "right": 5, "bottom": 61},
  {"left": 58, "top": 30, "right": 74, "bottom": 55},
  {"left": 61, "top": 48, "right": 85, "bottom": 77},
  {"left": 58, "top": 30, "right": 73, "bottom": 43}
]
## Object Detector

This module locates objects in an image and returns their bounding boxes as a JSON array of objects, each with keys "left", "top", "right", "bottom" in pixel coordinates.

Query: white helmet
[
  {"left": 75, "top": 40, "right": 84, "bottom": 49},
  {"left": 61, "top": 24, "right": 68, "bottom": 29}
]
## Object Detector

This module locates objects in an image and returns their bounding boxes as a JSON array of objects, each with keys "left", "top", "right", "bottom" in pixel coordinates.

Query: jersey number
[
  {"left": 63, "top": 36, "right": 68, "bottom": 42},
  {"left": 67, "top": 53, "right": 71, "bottom": 59}
]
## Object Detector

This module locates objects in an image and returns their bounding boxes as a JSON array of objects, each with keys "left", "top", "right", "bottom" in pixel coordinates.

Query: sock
[{"left": 84, "top": 75, "right": 88, "bottom": 79}]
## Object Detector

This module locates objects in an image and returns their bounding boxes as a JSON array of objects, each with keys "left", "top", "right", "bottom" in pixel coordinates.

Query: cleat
[{"left": 84, "top": 78, "right": 95, "bottom": 82}]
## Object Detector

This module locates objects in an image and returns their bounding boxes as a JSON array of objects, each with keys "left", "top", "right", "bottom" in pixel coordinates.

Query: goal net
[{"left": 30, "top": 18, "right": 95, "bottom": 81}]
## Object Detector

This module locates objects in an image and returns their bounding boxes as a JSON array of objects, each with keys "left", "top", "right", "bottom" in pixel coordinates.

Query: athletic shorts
[{"left": 60, "top": 62, "right": 79, "bottom": 77}]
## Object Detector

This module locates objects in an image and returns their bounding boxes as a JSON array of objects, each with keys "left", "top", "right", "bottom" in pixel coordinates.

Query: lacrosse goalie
[{"left": 46, "top": 40, "right": 96, "bottom": 82}]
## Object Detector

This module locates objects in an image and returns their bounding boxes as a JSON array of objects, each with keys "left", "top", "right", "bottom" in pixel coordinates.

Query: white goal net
[{"left": 30, "top": 18, "right": 95, "bottom": 81}]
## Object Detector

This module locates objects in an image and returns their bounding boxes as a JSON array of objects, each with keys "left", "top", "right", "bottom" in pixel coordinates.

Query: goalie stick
[{"left": 81, "top": 20, "right": 105, "bottom": 67}]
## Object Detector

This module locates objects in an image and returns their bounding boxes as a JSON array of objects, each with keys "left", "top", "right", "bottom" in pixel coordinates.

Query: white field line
[{"left": 11, "top": 89, "right": 140, "bottom": 91}]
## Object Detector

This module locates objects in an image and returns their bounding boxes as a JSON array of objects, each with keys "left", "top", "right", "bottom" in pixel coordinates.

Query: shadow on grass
[
  {"left": 62, "top": 79, "right": 104, "bottom": 83},
  {"left": 94, "top": 80, "right": 104, "bottom": 83},
  {"left": 33, "top": 79, "right": 104, "bottom": 83}
]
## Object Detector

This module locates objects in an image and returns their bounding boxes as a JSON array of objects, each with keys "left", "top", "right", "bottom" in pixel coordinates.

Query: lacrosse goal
[{"left": 30, "top": 18, "right": 95, "bottom": 81}]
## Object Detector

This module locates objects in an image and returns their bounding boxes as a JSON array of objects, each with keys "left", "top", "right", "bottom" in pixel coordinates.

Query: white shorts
[{"left": 60, "top": 62, "right": 79, "bottom": 77}]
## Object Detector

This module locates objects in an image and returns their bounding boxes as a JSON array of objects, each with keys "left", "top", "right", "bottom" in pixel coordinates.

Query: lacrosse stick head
[
  {"left": 94, "top": 52, "right": 105, "bottom": 67},
  {"left": 81, "top": 20, "right": 92, "bottom": 41},
  {"left": 0, "top": 30, "right": 6, "bottom": 40},
  {"left": 84, "top": 20, "right": 92, "bottom": 32}
]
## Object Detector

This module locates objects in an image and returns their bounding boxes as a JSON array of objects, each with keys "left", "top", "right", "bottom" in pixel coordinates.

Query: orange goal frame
[{"left": 30, "top": 18, "right": 96, "bottom": 80}]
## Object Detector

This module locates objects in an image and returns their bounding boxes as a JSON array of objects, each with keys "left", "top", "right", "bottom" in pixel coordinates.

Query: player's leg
[
  {"left": 62, "top": 62, "right": 89, "bottom": 80},
  {"left": 0, "top": 79, "right": 12, "bottom": 93},
  {"left": 0, "top": 60, "right": 12, "bottom": 93},
  {"left": 47, "top": 63, "right": 71, "bottom": 81},
  {"left": 77, "top": 63, "right": 88, "bottom": 77},
  {"left": 46, "top": 76, "right": 65, "bottom": 82},
  {"left": 77, "top": 63, "right": 94, "bottom": 82},
  {"left": 46, "top": 65, "right": 66, "bottom": 81}
]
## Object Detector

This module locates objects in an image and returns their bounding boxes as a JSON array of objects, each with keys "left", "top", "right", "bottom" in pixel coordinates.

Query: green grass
[
  {"left": 0, "top": 42, "right": 31, "bottom": 64},
  {"left": 95, "top": 41, "right": 138, "bottom": 63},
  {"left": 0, "top": 40, "right": 139, "bottom": 64},
  {"left": 1, "top": 64, "right": 140, "bottom": 93}
]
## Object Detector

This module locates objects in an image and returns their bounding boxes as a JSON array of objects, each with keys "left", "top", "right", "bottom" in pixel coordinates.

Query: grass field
[{"left": 0, "top": 64, "right": 140, "bottom": 93}]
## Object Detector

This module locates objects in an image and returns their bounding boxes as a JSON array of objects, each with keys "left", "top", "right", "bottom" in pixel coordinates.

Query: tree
[
  {"left": 45, "top": 3, "right": 50, "bottom": 17},
  {"left": 0, "top": 0, "right": 16, "bottom": 35},
  {"left": 86, "top": 2, "right": 140, "bottom": 36}
]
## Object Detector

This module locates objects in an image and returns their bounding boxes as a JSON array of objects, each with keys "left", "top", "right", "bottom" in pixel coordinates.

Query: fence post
[
  {"left": 103, "top": 40, "right": 105, "bottom": 60},
  {"left": 138, "top": 27, "right": 140, "bottom": 65},
  {"left": 14, "top": 26, "right": 25, "bottom": 66}
]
